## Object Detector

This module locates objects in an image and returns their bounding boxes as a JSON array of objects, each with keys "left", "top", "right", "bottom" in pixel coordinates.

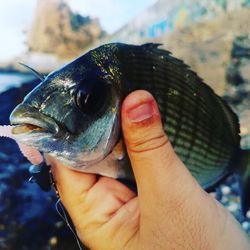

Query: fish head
[{"left": 10, "top": 46, "right": 126, "bottom": 175}]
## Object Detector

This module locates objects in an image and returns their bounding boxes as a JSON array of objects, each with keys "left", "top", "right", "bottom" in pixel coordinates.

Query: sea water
[{"left": 0, "top": 72, "right": 35, "bottom": 93}]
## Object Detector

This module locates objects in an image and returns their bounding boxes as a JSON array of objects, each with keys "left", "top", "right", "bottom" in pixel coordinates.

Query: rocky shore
[
  {"left": 0, "top": 66, "right": 249, "bottom": 249},
  {"left": 0, "top": 1, "right": 249, "bottom": 248},
  {"left": 0, "top": 79, "right": 80, "bottom": 250}
]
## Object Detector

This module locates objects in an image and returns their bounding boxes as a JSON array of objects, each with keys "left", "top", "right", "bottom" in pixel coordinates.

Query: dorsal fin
[
  {"left": 141, "top": 43, "right": 163, "bottom": 50},
  {"left": 19, "top": 62, "right": 45, "bottom": 81}
]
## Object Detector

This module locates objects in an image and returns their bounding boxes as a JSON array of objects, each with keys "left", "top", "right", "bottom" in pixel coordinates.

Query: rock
[
  {"left": 221, "top": 185, "right": 231, "bottom": 195},
  {"left": 226, "top": 34, "right": 250, "bottom": 86},
  {"left": 102, "top": 0, "right": 250, "bottom": 95},
  {"left": 242, "top": 221, "right": 250, "bottom": 230},
  {"left": 27, "top": 0, "right": 105, "bottom": 60},
  {"left": 223, "top": 34, "right": 250, "bottom": 150},
  {"left": 0, "top": 79, "right": 78, "bottom": 249},
  {"left": 227, "top": 201, "right": 239, "bottom": 212},
  {"left": 49, "top": 236, "right": 58, "bottom": 246},
  {"left": 246, "top": 210, "right": 250, "bottom": 219}
]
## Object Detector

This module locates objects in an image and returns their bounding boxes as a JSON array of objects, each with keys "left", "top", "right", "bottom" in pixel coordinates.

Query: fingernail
[{"left": 127, "top": 101, "right": 154, "bottom": 122}]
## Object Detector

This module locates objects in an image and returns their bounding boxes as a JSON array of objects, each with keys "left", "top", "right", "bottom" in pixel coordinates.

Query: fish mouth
[
  {"left": 10, "top": 104, "right": 60, "bottom": 136},
  {"left": 12, "top": 124, "right": 48, "bottom": 134}
]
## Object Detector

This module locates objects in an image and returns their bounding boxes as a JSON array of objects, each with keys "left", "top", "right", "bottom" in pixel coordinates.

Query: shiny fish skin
[
  {"left": 9, "top": 43, "right": 250, "bottom": 213},
  {"left": 115, "top": 43, "right": 240, "bottom": 188}
]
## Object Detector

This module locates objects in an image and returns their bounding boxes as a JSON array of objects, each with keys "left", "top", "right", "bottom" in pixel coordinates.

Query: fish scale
[
  {"left": 122, "top": 63, "right": 218, "bottom": 139},
  {"left": 117, "top": 44, "right": 240, "bottom": 187},
  {"left": 125, "top": 76, "right": 225, "bottom": 167},
  {"left": 8, "top": 43, "right": 250, "bottom": 213},
  {"left": 127, "top": 55, "right": 234, "bottom": 154},
  {"left": 119, "top": 44, "right": 236, "bottom": 135}
]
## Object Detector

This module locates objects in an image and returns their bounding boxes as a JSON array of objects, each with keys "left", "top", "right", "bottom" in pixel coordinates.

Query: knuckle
[{"left": 128, "top": 128, "right": 169, "bottom": 153}]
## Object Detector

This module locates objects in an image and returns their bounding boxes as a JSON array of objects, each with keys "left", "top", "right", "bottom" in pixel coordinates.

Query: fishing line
[
  {"left": 0, "top": 125, "right": 86, "bottom": 249},
  {"left": 55, "top": 199, "right": 83, "bottom": 250},
  {"left": 51, "top": 170, "right": 85, "bottom": 250}
]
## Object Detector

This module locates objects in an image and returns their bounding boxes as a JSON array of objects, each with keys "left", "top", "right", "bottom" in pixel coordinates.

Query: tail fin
[{"left": 239, "top": 149, "right": 250, "bottom": 215}]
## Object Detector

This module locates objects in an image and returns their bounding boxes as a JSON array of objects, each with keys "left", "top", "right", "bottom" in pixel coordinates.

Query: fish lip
[{"left": 10, "top": 104, "right": 60, "bottom": 135}]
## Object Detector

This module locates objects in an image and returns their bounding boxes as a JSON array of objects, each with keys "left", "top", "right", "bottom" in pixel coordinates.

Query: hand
[{"left": 46, "top": 90, "right": 250, "bottom": 250}]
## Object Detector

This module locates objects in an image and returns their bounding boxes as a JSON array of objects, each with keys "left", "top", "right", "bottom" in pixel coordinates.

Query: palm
[{"left": 48, "top": 156, "right": 139, "bottom": 249}]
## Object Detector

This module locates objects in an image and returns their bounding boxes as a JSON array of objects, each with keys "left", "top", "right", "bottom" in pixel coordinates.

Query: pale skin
[{"left": 46, "top": 90, "right": 250, "bottom": 250}]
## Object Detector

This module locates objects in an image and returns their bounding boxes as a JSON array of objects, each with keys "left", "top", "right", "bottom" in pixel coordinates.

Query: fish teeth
[{"left": 12, "top": 124, "right": 47, "bottom": 134}]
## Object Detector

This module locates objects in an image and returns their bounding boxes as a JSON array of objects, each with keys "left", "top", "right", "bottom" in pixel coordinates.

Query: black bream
[{"left": 9, "top": 43, "right": 250, "bottom": 213}]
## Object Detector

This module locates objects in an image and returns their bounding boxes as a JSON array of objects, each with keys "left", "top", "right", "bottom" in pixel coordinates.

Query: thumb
[
  {"left": 121, "top": 90, "right": 250, "bottom": 250},
  {"left": 121, "top": 90, "right": 199, "bottom": 205}
]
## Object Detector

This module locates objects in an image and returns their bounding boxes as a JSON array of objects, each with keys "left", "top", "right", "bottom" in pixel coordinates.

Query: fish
[{"left": 9, "top": 43, "right": 250, "bottom": 214}]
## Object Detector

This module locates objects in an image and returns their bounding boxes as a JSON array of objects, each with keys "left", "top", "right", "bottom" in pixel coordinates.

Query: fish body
[{"left": 9, "top": 43, "right": 250, "bottom": 213}]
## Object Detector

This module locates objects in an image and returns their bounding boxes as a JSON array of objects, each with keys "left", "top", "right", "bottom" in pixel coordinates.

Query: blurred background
[{"left": 0, "top": 0, "right": 249, "bottom": 249}]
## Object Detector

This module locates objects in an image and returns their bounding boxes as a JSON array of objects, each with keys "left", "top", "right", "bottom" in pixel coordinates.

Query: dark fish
[{"left": 9, "top": 43, "right": 250, "bottom": 213}]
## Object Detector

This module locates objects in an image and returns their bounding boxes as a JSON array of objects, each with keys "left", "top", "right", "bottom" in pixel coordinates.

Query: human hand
[{"left": 46, "top": 90, "right": 250, "bottom": 250}]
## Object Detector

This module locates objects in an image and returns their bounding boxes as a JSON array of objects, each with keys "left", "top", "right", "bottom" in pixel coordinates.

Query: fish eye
[{"left": 75, "top": 81, "right": 107, "bottom": 114}]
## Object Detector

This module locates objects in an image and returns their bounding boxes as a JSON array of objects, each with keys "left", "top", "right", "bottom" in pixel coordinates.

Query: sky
[{"left": 0, "top": 0, "right": 156, "bottom": 62}]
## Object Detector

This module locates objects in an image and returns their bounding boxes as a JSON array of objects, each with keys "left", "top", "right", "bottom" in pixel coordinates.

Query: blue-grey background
[{"left": 0, "top": 0, "right": 249, "bottom": 249}]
